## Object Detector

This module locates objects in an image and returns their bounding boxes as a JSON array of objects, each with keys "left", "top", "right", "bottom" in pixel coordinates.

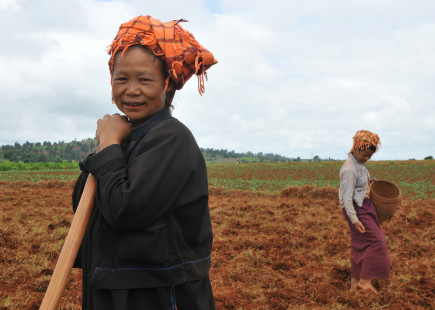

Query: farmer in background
[
  {"left": 72, "top": 15, "right": 217, "bottom": 309},
  {"left": 339, "top": 130, "right": 390, "bottom": 294}
]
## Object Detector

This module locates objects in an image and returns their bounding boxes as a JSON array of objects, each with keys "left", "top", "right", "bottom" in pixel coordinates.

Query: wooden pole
[{"left": 40, "top": 174, "right": 97, "bottom": 310}]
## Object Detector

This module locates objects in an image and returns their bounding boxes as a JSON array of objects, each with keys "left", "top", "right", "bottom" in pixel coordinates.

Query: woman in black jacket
[{"left": 73, "top": 15, "right": 217, "bottom": 310}]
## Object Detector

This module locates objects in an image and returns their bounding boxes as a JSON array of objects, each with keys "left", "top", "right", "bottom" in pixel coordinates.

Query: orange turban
[
  {"left": 350, "top": 130, "right": 381, "bottom": 154},
  {"left": 108, "top": 15, "right": 218, "bottom": 95}
]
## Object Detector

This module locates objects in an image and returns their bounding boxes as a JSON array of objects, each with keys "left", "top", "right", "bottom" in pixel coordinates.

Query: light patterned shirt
[{"left": 339, "top": 154, "right": 370, "bottom": 224}]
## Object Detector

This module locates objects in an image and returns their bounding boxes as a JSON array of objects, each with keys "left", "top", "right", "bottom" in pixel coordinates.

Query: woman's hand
[
  {"left": 96, "top": 114, "right": 131, "bottom": 151},
  {"left": 354, "top": 220, "right": 366, "bottom": 233}
]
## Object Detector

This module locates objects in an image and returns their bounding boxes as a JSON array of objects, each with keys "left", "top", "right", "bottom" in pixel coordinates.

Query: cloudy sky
[{"left": 0, "top": 0, "right": 434, "bottom": 160}]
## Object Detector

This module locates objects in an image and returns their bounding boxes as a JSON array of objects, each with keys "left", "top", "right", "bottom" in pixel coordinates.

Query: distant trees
[
  {"left": 424, "top": 156, "right": 433, "bottom": 160},
  {"left": 313, "top": 155, "right": 321, "bottom": 162},
  {"left": 200, "top": 148, "right": 295, "bottom": 163},
  {"left": 1, "top": 139, "right": 98, "bottom": 163},
  {"left": 1, "top": 139, "right": 346, "bottom": 163}
]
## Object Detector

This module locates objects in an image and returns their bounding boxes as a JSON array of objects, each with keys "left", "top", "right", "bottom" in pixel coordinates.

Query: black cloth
[
  {"left": 72, "top": 110, "right": 214, "bottom": 309},
  {"left": 91, "top": 275, "right": 214, "bottom": 310}
]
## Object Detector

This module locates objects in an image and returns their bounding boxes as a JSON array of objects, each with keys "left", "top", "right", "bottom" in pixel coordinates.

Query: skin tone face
[
  {"left": 111, "top": 46, "right": 171, "bottom": 127},
  {"left": 95, "top": 46, "right": 174, "bottom": 151},
  {"left": 353, "top": 148, "right": 375, "bottom": 165}
]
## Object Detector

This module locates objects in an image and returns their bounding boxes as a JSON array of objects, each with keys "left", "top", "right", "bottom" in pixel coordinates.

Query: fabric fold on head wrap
[
  {"left": 350, "top": 130, "right": 381, "bottom": 154},
  {"left": 108, "top": 15, "right": 218, "bottom": 95}
]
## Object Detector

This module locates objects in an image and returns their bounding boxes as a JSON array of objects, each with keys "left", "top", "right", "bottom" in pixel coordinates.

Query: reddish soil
[{"left": 0, "top": 181, "right": 434, "bottom": 309}]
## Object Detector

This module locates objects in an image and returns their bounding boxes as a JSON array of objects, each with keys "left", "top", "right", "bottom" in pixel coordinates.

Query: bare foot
[
  {"left": 350, "top": 277, "right": 359, "bottom": 290},
  {"left": 357, "top": 282, "right": 379, "bottom": 295}
]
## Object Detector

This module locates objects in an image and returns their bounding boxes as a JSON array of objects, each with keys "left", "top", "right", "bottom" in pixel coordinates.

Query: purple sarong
[{"left": 342, "top": 198, "right": 390, "bottom": 279}]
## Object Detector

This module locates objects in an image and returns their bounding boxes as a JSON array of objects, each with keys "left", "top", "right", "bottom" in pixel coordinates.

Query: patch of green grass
[
  {"left": 0, "top": 169, "right": 80, "bottom": 182},
  {"left": 1, "top": 160, "right": 433, "bottom": 199},
  {"left": 207, "top": 160, "right": 435, "bottom": 199}
]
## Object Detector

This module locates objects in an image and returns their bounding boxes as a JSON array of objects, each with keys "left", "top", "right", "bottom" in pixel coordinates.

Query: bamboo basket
[{"left": 370, "top": 180, "right": 401, "bottom": 223}]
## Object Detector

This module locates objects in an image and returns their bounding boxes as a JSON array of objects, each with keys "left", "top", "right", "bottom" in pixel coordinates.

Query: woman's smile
[{"left": 124, "top": 101, "right": 146, "bottom": 108}]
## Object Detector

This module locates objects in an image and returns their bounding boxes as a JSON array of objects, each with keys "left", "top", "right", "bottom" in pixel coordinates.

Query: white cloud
[
  {"left": 0, "top": 0, "right": 20, "bottom": 10},
  {"left": 0, "top": 0, "right": 434, "bottom": 160}
]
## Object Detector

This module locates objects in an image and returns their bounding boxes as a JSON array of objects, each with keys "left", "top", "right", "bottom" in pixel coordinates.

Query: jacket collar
[{"left": 130, "top": 108, "right": 171, "bottom": 140}]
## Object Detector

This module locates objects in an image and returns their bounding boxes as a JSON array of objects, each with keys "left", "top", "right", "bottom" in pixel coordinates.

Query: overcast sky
[{"left": 0, "top": 0, "right": 434, "bottom": 160}]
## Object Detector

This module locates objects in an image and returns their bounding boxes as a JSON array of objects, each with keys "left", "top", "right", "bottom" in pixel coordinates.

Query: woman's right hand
[
  {"left": 354, "top": 221, "right": 366, "bottom": 233},
  {"left": 96, "top": 114, "right": 131, "bottom": 151}
]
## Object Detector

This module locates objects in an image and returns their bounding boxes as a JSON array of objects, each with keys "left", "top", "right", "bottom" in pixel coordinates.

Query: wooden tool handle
[{"left": 40, "top": 174, "right": 97, "bottom": 310}]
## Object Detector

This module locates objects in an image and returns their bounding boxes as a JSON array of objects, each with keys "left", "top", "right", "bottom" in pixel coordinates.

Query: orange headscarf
[
  {"left": 108, "top": 15, "right": 217, "bottom": 95},
  {"left": 350, "top": 130, "right": 381, "bottom": 154}
]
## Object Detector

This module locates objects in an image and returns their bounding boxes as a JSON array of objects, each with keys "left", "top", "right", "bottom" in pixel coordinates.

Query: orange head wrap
[
  {"left": 350, "top": 130, "right": 381, "bottom": 154},
  {"left": 107, "top": 15, "right": 217, "bottom": 95}
]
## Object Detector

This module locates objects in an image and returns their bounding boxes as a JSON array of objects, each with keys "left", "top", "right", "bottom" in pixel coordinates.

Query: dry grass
[{"left": 0, "top": 181, "right": 433, "bottom": 309}]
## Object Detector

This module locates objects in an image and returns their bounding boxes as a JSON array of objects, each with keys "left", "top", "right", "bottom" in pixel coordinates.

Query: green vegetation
[
  {"left": 0, "top": 161, "right": 78, "bottom": 171},
  {"left": 1, "top": 160, "right": 433, "bottom": 200},
  {"left": 0, "top": 139, "right": 97, "bottom": 163},
  {"left": 0, "top": 170, "right": 80, "bottom": 182},
  {"left": 2, "top": 140, "right": 344, "bottom": 164},
  {"left": 206, "top": 161, "right": 435, "bottom": 199},
  {"left": 1, "top": 140, "right": 297, "bottom": 163},
  {"left": 200, "top": 148, "right": 293, "bottom": 163},
  {"left": 1, "top": 139, "right": 432, "bottom": 164}
]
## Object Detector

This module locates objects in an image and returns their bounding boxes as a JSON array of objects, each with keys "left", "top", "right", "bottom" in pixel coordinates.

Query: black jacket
[{"left": 73, "top": 111, "right": 213, "bottom": 292}]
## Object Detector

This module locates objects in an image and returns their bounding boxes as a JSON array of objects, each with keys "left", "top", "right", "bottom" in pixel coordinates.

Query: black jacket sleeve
[
  {"left": 82, "top": 120, "right": 205, "bottom": 230},
  {"left": 71, "top": 159, "right": 92, "bottom": 268}
]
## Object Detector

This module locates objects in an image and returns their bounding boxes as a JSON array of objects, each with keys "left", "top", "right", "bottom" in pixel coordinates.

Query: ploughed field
[{"left": 0, "top": 161, "right": 434, "bottom": 309}]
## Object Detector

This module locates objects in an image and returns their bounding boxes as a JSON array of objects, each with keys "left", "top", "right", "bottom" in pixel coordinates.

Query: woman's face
[
  {"left": 111, "top": 46, "right": 169, "bottom": 127},
  {"left": 353, "top": 149, "right": 375, "bottom": 164}
]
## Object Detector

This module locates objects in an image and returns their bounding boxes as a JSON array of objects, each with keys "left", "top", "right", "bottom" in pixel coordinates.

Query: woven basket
[{"left": 370, "top": 180, "right": 401, "bottom": 223}]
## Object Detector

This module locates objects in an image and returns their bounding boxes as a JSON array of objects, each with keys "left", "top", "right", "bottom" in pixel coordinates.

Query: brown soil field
[{"left": 0, "top": 181, "right": 434, "bottom": 309}]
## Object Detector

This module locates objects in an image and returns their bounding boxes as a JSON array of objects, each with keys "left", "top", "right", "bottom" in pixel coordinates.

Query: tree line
[
  {"left": 0, "top": 139, "right": 300, "bottom": 163},
  {"left": 3, "top": 140, "right": 432, "bottom": 164},
  {"left": 7, "top": 139, "right": 409, "bottom": 164},
  {"left": 200, "top": 148, "right": 296, "bottom": 163},
  {"left": 0, "top": 139, "right": 97, "bottom": 163},
  {"left": 0, "top": 139, "right": 308, "bottom": 163}
]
